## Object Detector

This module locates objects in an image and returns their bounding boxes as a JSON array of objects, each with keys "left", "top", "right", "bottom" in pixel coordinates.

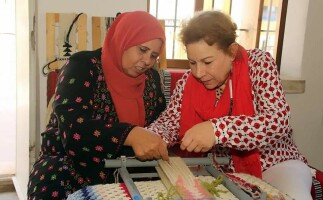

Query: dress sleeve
[
  {"left": 148, "top": 69, "right": 167, "bottom": 123},
  {"left": 53, "top": 54, "right": 135, "bottom": 168},
  {"left": 211, "top": 49, "right": 291, "bottom": 151},
  {"left": 147, "top": 71, "right": 190, "bottom": 145}
]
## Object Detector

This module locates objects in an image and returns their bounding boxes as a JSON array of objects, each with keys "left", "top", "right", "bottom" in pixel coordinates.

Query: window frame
[{"left": 148, "top": 0, "right": 288, "bottom": 71}]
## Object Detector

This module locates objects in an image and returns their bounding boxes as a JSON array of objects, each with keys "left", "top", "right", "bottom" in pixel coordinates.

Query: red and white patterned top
[{"left": 148, "top": 49, "right": 307, "bottom": 172}]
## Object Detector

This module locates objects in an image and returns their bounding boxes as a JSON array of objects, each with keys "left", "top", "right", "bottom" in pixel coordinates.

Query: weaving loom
[{"left": 67, "top": 154, "right": 292, "bottom": 200}]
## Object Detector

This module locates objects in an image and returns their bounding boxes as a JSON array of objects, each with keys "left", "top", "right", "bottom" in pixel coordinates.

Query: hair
[{"left": 180, "top": 10, "right": 237, "bottom": 54}]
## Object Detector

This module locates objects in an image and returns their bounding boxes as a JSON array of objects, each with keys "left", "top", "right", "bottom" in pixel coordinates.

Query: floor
[
  {"left": 0, "top": 114, "right": 17, "bottom": 200},
  {"left": 0, "top": 191, "right": 19, "bottom": 200},
  {"left": 0, "top": 122, "right": 16, "bottom": 175},
  {"left": 0, "top": 176, "right": 19, "bottom": 200}
]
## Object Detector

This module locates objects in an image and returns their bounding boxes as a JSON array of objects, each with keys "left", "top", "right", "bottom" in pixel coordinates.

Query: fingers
[
  {"left": 193, "top": 145, "right": 203, "bottom": 153},
  {"left": 134, "top": 149, "right": 155, "bottom": 161},
  {"left": 201, "top": 147, "right": 210, "bottom": 152},
  {"left": 133, "top": 134, "right": 168, "bottom": 161},
  {"left": 181, "top": 133, "right": 200, "bottom": 152},
  {"left": 180, "top": 123, "right": 216, "bottom": 153},
  {"left": 185, "top": 141, "right": 198, "bottom": 152},
  {"left": 159, "top": 141, "right": 169, "bottom": 161},
  {"left": 180, "top": 135, "right": 193, "bottom": 150},
  {"left": 181, "top": 143, "right": 211, "bottom": 153},
  {"left": 181, "top": 137, "right": 195, "bottom": 152},
  {"left": 181, "top": 134, "right": 212, "bottom": 153}
]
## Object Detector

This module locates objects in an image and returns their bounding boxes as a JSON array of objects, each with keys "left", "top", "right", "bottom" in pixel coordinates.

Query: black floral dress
[{"left": 27, "top": 49, "right": 166, "bottom": 200}]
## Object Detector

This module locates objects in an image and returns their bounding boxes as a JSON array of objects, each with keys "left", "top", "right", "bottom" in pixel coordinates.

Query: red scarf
[
  {"left": 101, "top": 11, "right": 165, "bottom": 126},
  {"left": 179, "top": 46, "right": 262, "bottom": 178}
]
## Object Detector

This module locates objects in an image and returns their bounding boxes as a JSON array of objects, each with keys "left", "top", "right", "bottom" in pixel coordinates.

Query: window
[
  {"left": 149, "top": 0, "right": 287, "bottom": 69},
  {"left": 0, "top": 0, "right": 16, "bottom": 176},
  {"left": 149, "top": 0, "right": 195, "bottom": 60}
]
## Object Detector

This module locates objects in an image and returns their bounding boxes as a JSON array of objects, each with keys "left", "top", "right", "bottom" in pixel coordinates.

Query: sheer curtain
[{"left": 0, "top": 0, "right": 16, "bottom": 176}]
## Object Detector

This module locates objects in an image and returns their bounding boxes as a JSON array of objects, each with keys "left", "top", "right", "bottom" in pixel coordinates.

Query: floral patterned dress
[{"left": 27, "top": 49, "right": 166, "bottom": 200}]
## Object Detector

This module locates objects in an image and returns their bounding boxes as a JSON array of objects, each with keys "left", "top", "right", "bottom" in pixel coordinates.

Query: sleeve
[
  {"left": 148, "top": 69, "right": 167, "bottom": 123},
  {"left": 211, "top": 49, "right": 291, "bottom": 151},
  {"left": 146, "top": 71, "right": 190, "bottom": 144},
  {"left": 53, "top": 54, "right": 135, "bottom": 168}
]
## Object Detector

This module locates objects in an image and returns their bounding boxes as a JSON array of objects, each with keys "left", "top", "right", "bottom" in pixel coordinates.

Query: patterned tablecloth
[{"left": 67, "top": 174, "right": 292, "bottom": 200}]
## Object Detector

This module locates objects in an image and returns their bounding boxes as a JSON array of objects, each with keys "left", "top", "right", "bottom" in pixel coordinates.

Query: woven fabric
[
  {"left": 312, "top": 178, "right": 323, "bottom": 200},
  {"left": 67, "top": 176, "right": 237, "bottom": 200},
  {"left": 67, "top": 183, "right": 131, "bottom": 200},
  {"left": 229, "top": 173, "right": 293, "bottom": 200},
  {"left": 162, "top": 70, "right": 171, "bottom": 105},
  {"left": 311, "top": 167, "right": 323, "bottom": 200},
  {"left": 68, "top": 174, "right": 296, "bottom": 199}
]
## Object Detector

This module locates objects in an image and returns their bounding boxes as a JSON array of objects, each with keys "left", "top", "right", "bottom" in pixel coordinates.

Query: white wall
[
  {"left": 36, "top": 0, "right": 147, "bottom": 142},
  {"left": 0, "top": 0, "right": 16, "bottom": 175},
  {"left": 281, "top": 0, "right": 323, "bottom": 170},
  {"left": 280, "top": 0, "right": 309, "bottom": 79},
  {"left": 14, "top": 0, "right": 34, "bottom": 198}
]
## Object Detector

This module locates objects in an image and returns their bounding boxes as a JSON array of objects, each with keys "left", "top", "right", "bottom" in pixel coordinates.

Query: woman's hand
[
  {"left": 124, "top": 127, "right": 169, "bottom": 161},
  {"left": 180, "top": 121, "right": 215, "bottom": 153}
]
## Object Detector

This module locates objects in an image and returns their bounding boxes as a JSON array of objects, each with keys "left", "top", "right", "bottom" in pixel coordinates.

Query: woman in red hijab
[
  {"left": 28, "top": 11, "right": 168, "bottom": 199},
  {"left": 148, "top": 11, "right": 312, "bottom": 199}
]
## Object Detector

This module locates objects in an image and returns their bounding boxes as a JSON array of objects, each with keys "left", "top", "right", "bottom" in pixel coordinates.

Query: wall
[
  {"left": 0, "top": 0, "right": 16, "bottom": 175},
  {"left": 281, "top": 0, "right": 323, "bottom": 170},
  {"left": 36, "top": 0, "right": 147, "bottom": 146},
  {"left": 14, "top": 0, "right": 34, "bottom": 198},
  {"left": 280, "top": 0, "right": 309, "bottom": 79}
]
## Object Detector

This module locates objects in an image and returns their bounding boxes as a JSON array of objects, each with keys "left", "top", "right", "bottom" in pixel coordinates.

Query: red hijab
[
  {"left": 179, "top": 46, "right": 262, "bottom": 178},
  {"left": 101, "top": 11, "right": 165, "bottom": 126}
]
